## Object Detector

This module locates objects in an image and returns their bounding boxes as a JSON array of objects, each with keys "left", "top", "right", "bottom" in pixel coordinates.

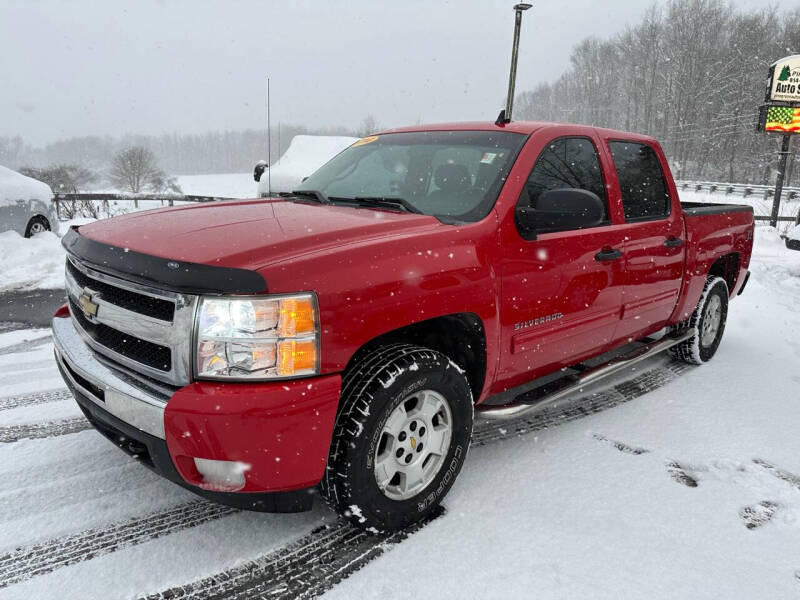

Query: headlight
[{"left": 195, "top": 294, "right": 319, "bottom": 380}]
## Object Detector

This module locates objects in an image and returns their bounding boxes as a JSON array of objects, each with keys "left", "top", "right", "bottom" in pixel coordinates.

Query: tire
[
  {"left": 24, "top": 216, "right": 51, "bottom": 238},
  {"left": 321, "top": 344, "right": 473, "bottom": 531},
  {"left": 670, "top": 276, "right": 729, "bottom": 365}
]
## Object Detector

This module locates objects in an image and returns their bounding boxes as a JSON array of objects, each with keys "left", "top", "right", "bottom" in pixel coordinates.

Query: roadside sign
[
  {"left": 761, "top": 55, "right": 800, "bottom": 228},
  {"left": 758, "top": 105, "right": 800, "bottom": 134},
  {"left": 767, "top": 55, "right": 800, "bottom": 104}
]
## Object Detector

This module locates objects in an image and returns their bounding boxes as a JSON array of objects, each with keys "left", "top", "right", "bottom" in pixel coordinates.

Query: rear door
[
  {"left": 606, "top": 140, "right": 684, "bottom": 342},
  {"left": 497, "top": 134, "right": 627, "bottom": 390}
]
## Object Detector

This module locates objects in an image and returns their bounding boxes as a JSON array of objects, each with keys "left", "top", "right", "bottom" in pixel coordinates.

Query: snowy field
[
  {"left": 176, "top": 173, "right": 256, "bottom": 199},
  {"left": 0, "top": 228, "right": 798, "bottom": 598}
]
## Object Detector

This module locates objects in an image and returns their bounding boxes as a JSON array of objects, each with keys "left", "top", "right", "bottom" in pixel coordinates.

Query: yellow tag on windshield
[{"left": 352, "top": 135, "right": 379, "bottom": 147}]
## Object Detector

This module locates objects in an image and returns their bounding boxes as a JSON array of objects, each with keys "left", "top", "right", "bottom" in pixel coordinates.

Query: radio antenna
[
  {"left": 497, "top": 3, "right": 532, "bottom": 125},
  {"left": 267, "top": 77, "right": 272, "bottom": 196}
]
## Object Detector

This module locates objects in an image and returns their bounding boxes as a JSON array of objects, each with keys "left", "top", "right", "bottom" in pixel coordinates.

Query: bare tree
[
  {"left": 148, "top": 171, "right": 183, "bottom": 194},
  {"left": 19, "top": 164, "right": 98, "bottom": 194},
  {"left": 19, "top": 164, "right": 100, "bottom": 218},
  {"left": 109, "top": 146, "right": 165, "bottom": 193},
  {"left": 357, "top": 115, "right": 380, "bottom": 137}
]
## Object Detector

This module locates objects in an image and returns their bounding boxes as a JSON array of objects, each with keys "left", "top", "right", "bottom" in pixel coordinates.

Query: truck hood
[{"left": 76, "top": 199, "right": 442, "bottom": 272}]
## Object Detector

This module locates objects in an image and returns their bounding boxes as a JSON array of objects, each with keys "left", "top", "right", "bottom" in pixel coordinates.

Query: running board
[{"left": 476, "top": 331, "right": 694, "bottom": 421}]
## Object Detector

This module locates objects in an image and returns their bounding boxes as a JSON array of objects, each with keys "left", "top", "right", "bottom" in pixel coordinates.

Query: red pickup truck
[{"left": 53, "top": 121, "right": 754, "bottom": 531}]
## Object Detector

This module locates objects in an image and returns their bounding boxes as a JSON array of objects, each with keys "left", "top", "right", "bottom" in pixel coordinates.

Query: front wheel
[
  {"left": 321, "top": 344, "right": 473, "bottom": 532},
  {"left": 24, "top": 216, "right": 51, "bottom": 238},
  {"left": 671, "top": 276, "right": 729, "bottom": 365}
]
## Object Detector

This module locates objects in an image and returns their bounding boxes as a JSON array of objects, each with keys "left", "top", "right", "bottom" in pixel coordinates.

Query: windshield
[{"left": 294, "top": 130, "right": 527, "bottom": 222}]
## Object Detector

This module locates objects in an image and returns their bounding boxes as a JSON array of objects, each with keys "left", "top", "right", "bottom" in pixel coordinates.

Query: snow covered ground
[
  {"left": 176, "top": 173, "right": 256, "bottom": 199},
  {"left": 0, "top": 229, "right": 798, "bottom": 598}
]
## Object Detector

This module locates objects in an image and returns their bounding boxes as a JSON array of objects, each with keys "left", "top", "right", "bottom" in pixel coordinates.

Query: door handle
[
  {"left": 663, "top": 237, "right": 684, "bottom": 248},
  {"left": 595, "top": 248, "right": 623, "bottom": 262}
]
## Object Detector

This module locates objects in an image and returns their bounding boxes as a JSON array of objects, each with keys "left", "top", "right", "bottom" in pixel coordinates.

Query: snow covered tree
[{"left": 514, "top": 0, "right": 800, "bottom": 184}]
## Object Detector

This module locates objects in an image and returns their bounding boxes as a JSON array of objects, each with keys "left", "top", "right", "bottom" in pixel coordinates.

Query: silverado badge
[
  {"left": 514, "top": 312, "right": 563, "bottom": 331},
  {"left": 78, "top": 290, "right": 99, "bottom": 320}
]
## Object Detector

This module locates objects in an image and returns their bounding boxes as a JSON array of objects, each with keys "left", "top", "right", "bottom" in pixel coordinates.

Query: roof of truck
[{"left": 380, "top": 121, "right": 658, "bottom": 144}]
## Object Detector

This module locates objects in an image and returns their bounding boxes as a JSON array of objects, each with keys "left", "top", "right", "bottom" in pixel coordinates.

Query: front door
[{"left": 497, "top": 135, "right": 627, "bottom": 390}]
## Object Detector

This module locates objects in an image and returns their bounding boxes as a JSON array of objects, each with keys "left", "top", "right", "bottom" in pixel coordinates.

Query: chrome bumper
[{"left": 52, "top": 316, "right": 168, "bottom": 439}]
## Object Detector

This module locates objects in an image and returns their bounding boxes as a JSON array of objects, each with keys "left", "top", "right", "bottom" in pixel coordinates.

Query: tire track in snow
[
  {"left": 0, "top": 501, "right": 238, "bottom": 589},
  {"left": 0, "top": 335, "right": 52, "bottom": 356},
  {"left": 1, "top": 359, "right": 691, "bottom": 596},
  {"left": 472, "top": 361, "right": 694, "bottom": 446},
  {"left": 140, "top": 507, "right": 444, "bottom": 600},
  {"left": 142, "top": 361, "right": 694, "bottom": 600},
  {"left": 753, "top": 458, "right": 800, "bottom": 491},
  {"left": 0, "top": 323, "right": 27, "bottom": 335},
  {"left": 0, "top": 416, "right": 91, "bottom": 443},
  {"left": 0, "top": 389, "right": 72, "bottom": 412},
  {"left": 592, "top": 433, "right": 650, "bottom": 455}
]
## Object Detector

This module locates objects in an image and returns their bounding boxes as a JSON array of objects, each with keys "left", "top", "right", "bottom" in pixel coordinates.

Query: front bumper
[{"left": 52, "top": 315, "right": 341, "bottom": 510}]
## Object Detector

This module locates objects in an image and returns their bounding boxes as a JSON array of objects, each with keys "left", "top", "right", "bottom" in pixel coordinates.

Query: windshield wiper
[
  {"left": 346, "top": 196, "right": 423, "bottom": 214},
  {"left": 289, "top": 190, "right": 331, "bottom": 204}
]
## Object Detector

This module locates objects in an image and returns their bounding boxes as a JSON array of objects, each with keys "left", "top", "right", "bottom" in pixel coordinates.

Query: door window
[
  {"left": 609, "top": 141, "right": 671, "bottom": 222},
  {"left": 516, "top": 137, "right": 609, "bottom": 238}
]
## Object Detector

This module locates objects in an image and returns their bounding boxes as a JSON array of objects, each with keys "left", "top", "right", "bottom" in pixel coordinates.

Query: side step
[{"left": 476, "top": 331, "right": 694, "bottom": 421}]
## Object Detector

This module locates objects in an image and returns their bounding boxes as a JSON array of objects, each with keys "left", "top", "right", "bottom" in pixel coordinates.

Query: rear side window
[
  {"left": 609, "top": 141, "right": 670, "bottom": 221},
  {"left": 517, "top": 136, "right": 609, "bottom": 232}
]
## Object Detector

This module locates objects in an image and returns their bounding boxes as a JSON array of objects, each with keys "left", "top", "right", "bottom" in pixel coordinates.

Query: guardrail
[
  {"left": 676, "top": 180, "right": 800, "bottom": 224},
  {"left": 53, "top": 193, "right": 233, "bottom": 220}
]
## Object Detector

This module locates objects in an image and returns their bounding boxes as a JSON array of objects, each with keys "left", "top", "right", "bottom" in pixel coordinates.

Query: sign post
[
  {"left": 771, "top": 134, "right": 792, "bottom": 228},
  {"left": 759, "top": 55, "right": 800, "bottom": 227}
]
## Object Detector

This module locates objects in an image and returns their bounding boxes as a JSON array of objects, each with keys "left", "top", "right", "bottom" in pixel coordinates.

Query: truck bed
[
  {"left": 680, "top": 201, "right": 754, "bottom": 217},
  {"left": 670, "top": 200, "right": 754, "bottom": 323}
]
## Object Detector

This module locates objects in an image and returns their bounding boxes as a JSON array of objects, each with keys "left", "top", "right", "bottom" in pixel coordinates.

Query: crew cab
[{"left": 52, "top": 121, "right": 754, "bottom": 531}]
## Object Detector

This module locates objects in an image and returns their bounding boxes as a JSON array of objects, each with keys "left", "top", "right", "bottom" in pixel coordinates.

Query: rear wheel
[
  {"left": 671, "top": 276, "right": 729, "bottom": 365},
  {"left": 321, "top": 344, "right": 473, "bottom": 532},
  {"left": 24, "top": 216, "right": 51, "bottom": 238}
]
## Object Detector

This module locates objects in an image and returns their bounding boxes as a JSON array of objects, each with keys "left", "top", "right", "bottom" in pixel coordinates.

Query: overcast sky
[{"left": 0, "top": 0, "right": 789, "bottom": 146}]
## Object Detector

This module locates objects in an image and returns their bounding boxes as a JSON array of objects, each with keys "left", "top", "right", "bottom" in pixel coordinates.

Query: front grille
[
  {"left": 67, "top": 261, "right": 175, "bottom": 321},
  {"left": 69, "top": 298, "right": 172, "bottom": 371}
]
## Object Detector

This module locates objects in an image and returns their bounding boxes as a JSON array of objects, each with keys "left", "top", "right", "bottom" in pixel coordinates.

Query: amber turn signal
[
  {"left": 279, "top": 297, "right": 316, "bottom": 337},
  {"left": 277, "top": 339, "right": 318, "bottom": 376}
]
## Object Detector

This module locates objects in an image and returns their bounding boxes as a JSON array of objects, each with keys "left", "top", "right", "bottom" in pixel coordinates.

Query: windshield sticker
[
  {"left": 353, "top": 135, "right": 379, "bottom": 147},
  {"left": 480, "top": 152, "right": 497, "bottom": 164}
]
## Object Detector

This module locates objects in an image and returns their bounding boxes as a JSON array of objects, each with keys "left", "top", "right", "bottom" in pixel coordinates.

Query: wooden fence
[{"left": 53, "top": 193, "right": 232, "bottom": 220}]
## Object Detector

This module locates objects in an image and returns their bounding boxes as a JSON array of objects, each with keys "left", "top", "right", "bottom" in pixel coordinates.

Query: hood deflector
[{"left": 61, "top": 227, "right": 267, "bottom": 295}]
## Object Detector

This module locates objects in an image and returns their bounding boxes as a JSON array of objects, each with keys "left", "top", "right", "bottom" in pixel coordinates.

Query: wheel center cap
[{"left": 410, "top": 437, "right": 417, "bottom": 450}]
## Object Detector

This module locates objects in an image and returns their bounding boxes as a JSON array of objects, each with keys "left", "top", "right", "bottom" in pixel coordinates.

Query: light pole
[{"left": 499, "top": 3, "right": 532, "bottom": 124}]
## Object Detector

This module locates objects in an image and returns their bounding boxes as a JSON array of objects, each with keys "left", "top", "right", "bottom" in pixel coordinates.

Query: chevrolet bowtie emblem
[{"left": 78, "top": 290, "right": 99, "bottom": 320}]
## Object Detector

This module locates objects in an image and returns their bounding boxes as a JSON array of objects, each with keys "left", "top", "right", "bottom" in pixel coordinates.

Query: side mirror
[
  {"left": 301, "top": 176, "right": 309, "bottom": 183},
  {"left": 253, "top": 161, "right": 268, "bottom": 182},
  {"left": 515, "top": 188, "right": 604, "bottom": 236}
]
